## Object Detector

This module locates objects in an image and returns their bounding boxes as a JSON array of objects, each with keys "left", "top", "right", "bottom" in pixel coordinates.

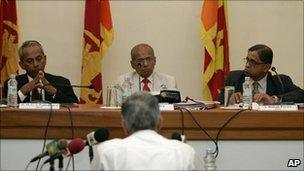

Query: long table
[{"left": 0, "top": 105, "right": 303, "bottom": 140}]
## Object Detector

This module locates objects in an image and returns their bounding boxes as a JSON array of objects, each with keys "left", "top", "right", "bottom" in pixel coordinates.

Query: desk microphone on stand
[
  {"left": 271, "top": 67, "right": 284, "bottom": 94},
  {"left": 47, "top": 83, "right": 95, "bottom": 89}
]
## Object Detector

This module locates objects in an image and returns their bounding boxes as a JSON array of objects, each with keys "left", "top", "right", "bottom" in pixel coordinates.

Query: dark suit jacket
[
  {"left": 4, "top": 73, "right": 79, "bottom": 103},
  {"left": 218, "top": 70, "right": 304, "bottom": 104}
]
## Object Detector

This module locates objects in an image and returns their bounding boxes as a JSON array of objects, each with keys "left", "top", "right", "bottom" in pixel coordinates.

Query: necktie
[
  {"left": 252, "top": 82, "right": 259, "bottom": 94},
  {"left": 32, "top": 88, "right": 41, "bottom": 101},
  {"left": 142, "top": 78, "right": 151, "bottom": 92}
]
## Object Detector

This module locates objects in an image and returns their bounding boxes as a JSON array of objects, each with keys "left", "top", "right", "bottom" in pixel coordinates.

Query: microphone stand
[
  {"left": 271, "top": 67, "right": 284, "bottom": 94},
  {"left": 49, "top": 159, "right": 55, "bottom": 171},
  {"left": 58, "top": 155, "right": 63, "bottom": 171},
  {"left": 0, "top": 83, "right": 2, "bottom": 104},
  {"left": 45, "top": 83, "right": 94, "bottom": 89},
  {"left": 89, "top": 146, "right": 94, "bottom": 163}
]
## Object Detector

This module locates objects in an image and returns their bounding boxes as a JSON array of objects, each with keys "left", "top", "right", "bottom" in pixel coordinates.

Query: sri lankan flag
[
  {"left": 80, "top": 0, "right": 114, "bottom": 104},
  {"left": 200, "top": 0, "right": 230, "bottom": 101},
  {"left": 0, "top": 0, "right": 19, "bottom": 84}
]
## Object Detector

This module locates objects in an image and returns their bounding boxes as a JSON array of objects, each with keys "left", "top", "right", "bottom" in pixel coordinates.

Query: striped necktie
[{"left": 252, "top": 82, "right": 259, "bottom": 94}]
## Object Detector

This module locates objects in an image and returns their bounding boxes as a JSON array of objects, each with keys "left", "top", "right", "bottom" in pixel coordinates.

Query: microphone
[
  {"left": 271, "top": 67, "right": 284, "bottom": 94},
  {"left": 38, "top": 79, "right": 43, "bottom": 97},
  {"left": 71, "top": 84, "right": 95, "bottom": 89},
  {"left": 171, "top": 132, "right": 182, "bottom": 141},
  {"left": 137, "top": 63, "right": 142, "bottom": 80},
  {"left": 86, "top": 128, "right": 109, "bottom": 162},
  {"left": 171, "top": 132, "right": 186, "bottom": 143},
  {"left": 43, "top": 138, "right": 86, "bottom": 164},
  {"left": 43, "top": 128, "right": 109, "bottom": 164},
  {"left": 45, "top": 83, "right": 95, "bottom": 89},
  {"left": 68, "top": 138, "right": 86, "bottom": 155},
  {"left": 86, "top": 128, "right": 109, "bottom": 146},
  {"left": 30, "top": 139, "right": 68, "bottom": 162}
]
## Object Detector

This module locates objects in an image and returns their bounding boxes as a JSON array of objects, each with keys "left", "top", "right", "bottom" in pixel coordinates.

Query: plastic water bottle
[
  {"left": 242, "top": 76, "right": 252, "bottom": 109},
  {"left": 204, "top": 148, "right": 216, "bottom": 171},
  {"left": 121, "top": 77, "right": 132, "bottom": 102},
  {"left": 7, "top": 74, "right": 18, "bottom": 108}
]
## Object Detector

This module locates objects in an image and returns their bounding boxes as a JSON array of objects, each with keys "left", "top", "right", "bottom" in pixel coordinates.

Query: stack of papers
[
  {"left": 173, "top": 101, "right": 219, "bottom": 110},
  {"left": 0, "top": 104, "right": 7, "bottom": 108},
  {"left": 100, "top": 106, "right": 121, "bottom": 110}
]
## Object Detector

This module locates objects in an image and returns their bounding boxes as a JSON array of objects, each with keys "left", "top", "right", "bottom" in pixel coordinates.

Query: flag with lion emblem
[
  {"left": 200, "top": 0, "right": 230, "bottom": 101},
  {"left": 0, "top": 0, "right": 19, "bottom": 84},
  {"left": 80, "top": 0, "right": 114, "bottom": 104}
]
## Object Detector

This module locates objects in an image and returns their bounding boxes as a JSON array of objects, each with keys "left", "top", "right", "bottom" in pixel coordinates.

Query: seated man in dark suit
[
  {"left": 218, "top": 44, "right": 304, "bottom": 104},
  {"left": 4, "top": 40, "right": 78, "bottom": 103}
]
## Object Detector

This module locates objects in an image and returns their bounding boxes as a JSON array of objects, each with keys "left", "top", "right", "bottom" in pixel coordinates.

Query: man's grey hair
[
  {"left": 121, "top": 92, "right": 160, "bottom": 132},
  {"left": 18, "top": 40, "right": 44, "bottom": 61}
]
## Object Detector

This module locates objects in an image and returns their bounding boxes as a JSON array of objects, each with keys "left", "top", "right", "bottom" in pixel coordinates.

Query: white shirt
[
  {"left": 117, "top": 71, "right": 177, "bottom": 93},
  {"left": 90, "top": 130, "right": 195, "bottom": 170}
]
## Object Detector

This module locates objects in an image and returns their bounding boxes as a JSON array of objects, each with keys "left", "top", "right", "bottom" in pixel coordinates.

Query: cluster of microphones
[
  {"left": 29, "top": 128, "right": 185, "bottom": 170},
  {"left": 29, "top": 128, "right": 109, "bottom": 169}
]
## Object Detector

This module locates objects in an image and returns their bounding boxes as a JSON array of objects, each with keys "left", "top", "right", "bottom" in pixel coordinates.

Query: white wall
[
  {"left": 16, "top": 1, "right": 303, "bottom": 101},
  {"left": 1, "top": 140, "right": 303, "bottom": 170}
]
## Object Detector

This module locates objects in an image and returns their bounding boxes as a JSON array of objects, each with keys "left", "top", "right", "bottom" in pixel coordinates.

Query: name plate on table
[
  {"left": 258, "top": 104, "right": 298, "bottom": 111},
  {"left": 19, "top": 103, "right": 60, "bottom": 110},
  {"left": 159, "top": 103, "right": 174, "bottom": 111}
]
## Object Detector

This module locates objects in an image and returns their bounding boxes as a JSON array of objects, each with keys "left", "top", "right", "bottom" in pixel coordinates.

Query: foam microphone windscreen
[
  {"left": 68, "top": 138, "right": 85, "bottom": 154},
  {"left": 94, "top": 128, "right": 110, "bottom": 143},
  {"left": 46, "top": 139, "right": 67, "bottom": 157},
  {"left": 171, "top": 132, "right": 182, "bottom": 141},
  {"left": 58, "top": 139, "right": 68, "bottom": 150}
]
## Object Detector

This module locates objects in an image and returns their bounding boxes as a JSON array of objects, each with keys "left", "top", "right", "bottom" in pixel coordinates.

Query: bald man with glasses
[{"left": 218, "top": 44, "right": 304, "bottom": 105}]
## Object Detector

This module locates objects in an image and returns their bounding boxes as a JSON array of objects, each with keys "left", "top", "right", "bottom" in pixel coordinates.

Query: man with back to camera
[
  {"left": 90, "top": 92, "right": 195, "bottom": 170},
  {"left": 4, "top": 40, "right": 78, "bottom": 103},
  {"left": 117, "top": 43, "right": 177, "bottom": 93},
  {"left": 218, "top": 44, "right": 304, "bottom": 105}
]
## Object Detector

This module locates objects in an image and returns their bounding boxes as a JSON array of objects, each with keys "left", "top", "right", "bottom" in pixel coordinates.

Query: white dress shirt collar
[
  {"left": 139, "top": 72, "right": 155, "bottom": 91},
  {"left": 250, "top": 74, "right": 267, "bottom": 93}
]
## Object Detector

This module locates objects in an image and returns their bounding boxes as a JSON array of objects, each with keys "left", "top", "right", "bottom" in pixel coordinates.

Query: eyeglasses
[
  {"left": 243, "top": 57, "right": 265, "bottom": 67},
  {"left": 23, "top": 55, "right": 45, "bottom": 65},
  {"left": 132, "top": 56, "right": 155, "bottom": 65}
]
